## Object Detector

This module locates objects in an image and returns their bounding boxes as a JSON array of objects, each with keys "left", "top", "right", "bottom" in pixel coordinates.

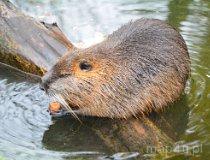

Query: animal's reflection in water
[
  {"left": 43, "top": 115, "right": 111, "bottom": 153},
  {"left": 42, "top": 95, "right": 189, "bottom": 153}
]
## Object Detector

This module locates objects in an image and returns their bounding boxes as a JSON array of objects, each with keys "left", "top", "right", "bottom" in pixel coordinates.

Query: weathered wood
[
  {"left": 0, "top": 0, "right": 73, "bottom": 75},
  {"left": 0, "top": 0, "right": 179, "bottom": 156}
]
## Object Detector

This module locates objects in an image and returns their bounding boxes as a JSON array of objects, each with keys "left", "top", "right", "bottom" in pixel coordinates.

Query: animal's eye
[{"left": 79, "top": 61, "right": 92, "bottom": 71}]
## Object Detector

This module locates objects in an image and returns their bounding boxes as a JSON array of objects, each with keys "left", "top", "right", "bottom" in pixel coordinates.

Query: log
[
  {"left": 0, "top": 0, "right": 73, "bottom": 75},
  {"left": 0, "top": 0, "right": 189, "bottom": 158}
]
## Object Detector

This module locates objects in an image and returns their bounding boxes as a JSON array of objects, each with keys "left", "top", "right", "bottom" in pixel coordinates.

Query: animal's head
[{"left": 41, "top": 46, "right": 141, "bottom": 119}]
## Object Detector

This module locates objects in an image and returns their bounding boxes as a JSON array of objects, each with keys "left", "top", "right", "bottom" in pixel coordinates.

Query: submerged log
[{"left": 0, "top": 0, "right": 189, "bottom": 157}]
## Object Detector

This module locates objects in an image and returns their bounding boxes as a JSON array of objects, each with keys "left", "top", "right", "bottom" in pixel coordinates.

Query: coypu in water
[{"left": 41, "top": 18, "right": 190, "bottom": 119}]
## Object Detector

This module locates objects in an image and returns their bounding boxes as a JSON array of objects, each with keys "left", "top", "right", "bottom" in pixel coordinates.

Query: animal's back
[{"left": 100, "top": 18, "right": 190, "bottom": 115}]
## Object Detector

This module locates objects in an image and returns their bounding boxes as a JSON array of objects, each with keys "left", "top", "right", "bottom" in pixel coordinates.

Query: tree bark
[
  {"left": 0, "top": 0, "right": 178, "bottom": 157},
  {"left": 0, "top": 0, "right": 73, "bottom": 75}
]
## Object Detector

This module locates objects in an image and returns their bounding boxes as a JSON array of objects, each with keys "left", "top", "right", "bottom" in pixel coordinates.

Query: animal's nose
[
  {"left": 40, "top": 83, "right": 45, "bottom": 91},
  {"left": 40, "top": 80, "right": 49, "bottom": 91},
  {"left": 40, "top": 69, "right": 54, "bottom": 92}
]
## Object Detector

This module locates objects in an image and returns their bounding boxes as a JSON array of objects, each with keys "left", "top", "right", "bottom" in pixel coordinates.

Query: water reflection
[
  {"left": 43, "top": 116, "right": 111, "bottom": 153},
  {"left": 167, "top": 0, "right": 192, "bottom": 29},
  {"left": 149, "top": 95, "right": 189, "bottom": 141},
  {"left": 181, "top": 1, "right": 210, "bottom": 158}
]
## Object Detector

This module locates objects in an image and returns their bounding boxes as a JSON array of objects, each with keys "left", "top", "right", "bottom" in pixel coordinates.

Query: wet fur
[{"left": 42, "top": 18, "right": 190, "bottom": 119}]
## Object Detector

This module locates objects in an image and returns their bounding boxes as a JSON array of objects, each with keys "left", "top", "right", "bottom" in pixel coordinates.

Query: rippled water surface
[{"left": 1, "top": 0, "right": 210, "bottom": 159}]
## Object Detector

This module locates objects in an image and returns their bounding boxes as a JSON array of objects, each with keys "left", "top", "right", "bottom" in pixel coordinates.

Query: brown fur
[{"left": 41, "top": 18, "right": 190, "bottom": 119}]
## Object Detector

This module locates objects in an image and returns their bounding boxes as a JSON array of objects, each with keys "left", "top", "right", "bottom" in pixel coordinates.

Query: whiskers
[{"left": 49, "top": 91, "right": 81, "bottom": 122}]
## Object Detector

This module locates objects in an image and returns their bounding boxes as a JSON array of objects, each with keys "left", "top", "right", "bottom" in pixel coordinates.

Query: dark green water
[{"left": 0, "top": 0, "right": 210, "bottom": 159}]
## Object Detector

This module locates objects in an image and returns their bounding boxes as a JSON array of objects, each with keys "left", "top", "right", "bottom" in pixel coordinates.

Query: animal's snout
[
  {"left": 40, "top": 75, "right": 51, "bottom": 92},
  {"left": 40, "top": 79, "right": 50, "bottom": 91},
  {"left": 40, "top": 69, "right": 56, "bottom": 92}
]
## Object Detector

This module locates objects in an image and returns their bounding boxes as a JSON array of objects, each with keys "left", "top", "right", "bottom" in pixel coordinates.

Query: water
[{"left": 0, "top": 0, "right": 210, "bottom": 159}]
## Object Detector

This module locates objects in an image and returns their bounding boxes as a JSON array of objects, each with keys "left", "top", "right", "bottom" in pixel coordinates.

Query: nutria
[{"left": 41, "top": 18, "right": 190, "bottom": 119}]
